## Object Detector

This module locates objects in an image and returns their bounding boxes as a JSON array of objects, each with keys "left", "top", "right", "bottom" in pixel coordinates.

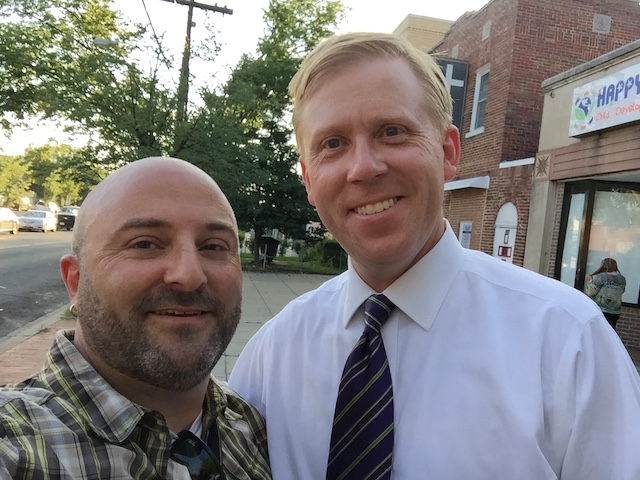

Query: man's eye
[
  {"left": 326, "top": 138, "right": 340, "bottom": 149},
  {"left": 202, "top": 243, "right": 228, "bottom": 251},
  {"left": 385, "top": 126, "right": 400, "bottom": 136},
  {"left": 133, "top": 240, "right": 155, "bottom": 249}
]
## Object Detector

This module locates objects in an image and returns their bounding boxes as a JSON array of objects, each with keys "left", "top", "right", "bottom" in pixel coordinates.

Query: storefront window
[
  {"left": 585, "top": 187, "right": 640, "bottom": 304},
  {"left": 558, "top": 182, "right": 640, "bottom": 306},
  {"left": 559, "top": 193, "right": 585, "bottom": 286}
]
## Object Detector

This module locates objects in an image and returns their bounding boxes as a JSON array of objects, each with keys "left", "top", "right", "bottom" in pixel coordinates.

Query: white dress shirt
[{"left": 229, "top": 222, "right": 640, "bottom": 479}]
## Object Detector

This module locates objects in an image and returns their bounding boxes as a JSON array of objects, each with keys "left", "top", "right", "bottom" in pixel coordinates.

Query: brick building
[{"left": 402, "top": 0, "right": 640, "bottom": 266}]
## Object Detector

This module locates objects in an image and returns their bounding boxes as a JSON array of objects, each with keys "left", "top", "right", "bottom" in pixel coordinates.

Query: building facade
[
  {"left": 404, "top": 0, "right": 640, "bottom": 267},
  {"left": 393, "top": 14, "right": 453, "bottom": 52},
  {"left": 526, "top": 39, "right": 640, "bottom": 349}
]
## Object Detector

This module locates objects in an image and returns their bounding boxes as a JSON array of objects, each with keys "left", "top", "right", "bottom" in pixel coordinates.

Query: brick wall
[
  {"left": 487, "top": 164, "right": 534, "bottom": 265},
  {"left": 446, "top": 188, "right": 489, "bottom": 252},
  {"left": 548, "top": 182, "right": 565, "bottom": 277},
  {"left": 507, "top": 0, "right": 640, "bottom": 161},
  {"left": 433, "top": 0, "right": 640, "bottom": 266},
  {"left": 618, "top": 307, "right": 640, "bottom": 350}
]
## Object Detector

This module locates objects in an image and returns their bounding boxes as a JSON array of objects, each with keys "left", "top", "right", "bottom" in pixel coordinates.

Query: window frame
[
  {"left": 466, "top": 64, "right": 490, "bottom": 138},
  {"left": 556, "top": 180, "right": 640, "bottom": 307}
]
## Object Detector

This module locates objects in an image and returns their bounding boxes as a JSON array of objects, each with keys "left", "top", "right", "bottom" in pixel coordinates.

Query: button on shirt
[
  {"left": 0, "top": 331, "right": 271, "bottom": 480},
  {"left": 228, "top": 222, "right": 640, "bottom": 479}
]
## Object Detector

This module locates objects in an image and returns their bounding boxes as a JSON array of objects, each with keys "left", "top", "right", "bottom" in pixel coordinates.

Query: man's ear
[
  {"left": 60, "top": 254, "right": 80, "bottom": 304},
  {"left": 300, "top": 160, "right": 317, "bottom": 207},
  {"left": 442, "top": 125, "right": 461, "bottom": 182}
]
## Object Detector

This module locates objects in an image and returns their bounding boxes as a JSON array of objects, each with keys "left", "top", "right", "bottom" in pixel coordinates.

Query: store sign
[
  {"left": 570, "top": 62, "right": 640, "bottom": 136},
  {"left": 459, "top": 221, "right": 472, "bottom": 248}
]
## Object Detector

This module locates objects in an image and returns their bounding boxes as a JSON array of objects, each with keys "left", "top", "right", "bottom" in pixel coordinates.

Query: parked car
[
  {"left": 0, "top": 207, "right": 19, "bottom": 234},
  {"left": 57, "top": 206, "right": 80, "bottom": 231},
  {"left": 18, "top": 210, "right": 57, "bottom": 232}
]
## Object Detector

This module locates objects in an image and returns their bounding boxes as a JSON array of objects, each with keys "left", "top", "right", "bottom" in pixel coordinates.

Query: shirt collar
[
  {"left": 41, "top": 331, "right": 227, "bottom": 444},
  {"left": 343, "top": 220, "right": 465, "bottom": 331},
  {"left": 41, "top": 330, "right": 149, "bottom": 443}
]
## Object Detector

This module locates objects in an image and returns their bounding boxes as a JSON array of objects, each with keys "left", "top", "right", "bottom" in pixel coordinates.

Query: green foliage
[
  {"left": 292, "top": 239, "right": 304, "bottom": 255},
  {"left": 0, "top": 154, "right": 32, "bottom": 207},
  {"left": 322, "top": 239, "right": 347, "bottom": 268},
  {"left": 240, "top": 252, "right": 345, "bottom": 275},
  {"left": 0, "top": 0, "right": 129, "bottom": 123},
  {"left": 21, "top": 143, "right": 90, "bottom": 205},
  {"left": 1, "top": 0, "right": 177, "bottom": 164},
  {"left": 278, "top": 237, "right": 292, "bottom": 256}
]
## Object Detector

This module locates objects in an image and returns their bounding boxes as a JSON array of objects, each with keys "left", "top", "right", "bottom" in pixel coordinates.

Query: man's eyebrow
[
  {"left": 113, "top": 217, "right": 236, "bottom": 235},
  {"left": 203, "top": 221, "right": 237, "bottom": 235},
  {"left": 115, "top": 218, "right": 168, "bottom": 232}
]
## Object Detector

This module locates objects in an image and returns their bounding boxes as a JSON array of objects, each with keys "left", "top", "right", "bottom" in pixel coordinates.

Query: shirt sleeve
[
  {"left": 557, "top": 315, "right": 640, "bottom": 478},
  {"left": 584, "top": 279, "right": 599, "bottom": 299},
  {"left": 0, "top": 422, "right": 19, "bottom": 478},
  {"left": 228, "top": 327, "right": 268, "bottom": 418}
]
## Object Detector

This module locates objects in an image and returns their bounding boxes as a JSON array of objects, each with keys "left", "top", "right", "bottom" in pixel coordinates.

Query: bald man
[{"left": 0, "top": 158, "right": 271, "bottom": 479}]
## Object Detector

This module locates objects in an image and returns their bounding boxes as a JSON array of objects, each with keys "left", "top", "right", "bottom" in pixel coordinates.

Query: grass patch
[
  {"left": 241, "top": 253, "right": 345, "bottom": 275},
  {"left": 60, "top": 306, "right": 76, "bottom": 320}
]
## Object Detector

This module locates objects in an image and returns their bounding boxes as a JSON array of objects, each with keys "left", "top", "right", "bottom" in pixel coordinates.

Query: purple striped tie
[{"left": 326, "top": 294, "right": 396, "bottom": 480}]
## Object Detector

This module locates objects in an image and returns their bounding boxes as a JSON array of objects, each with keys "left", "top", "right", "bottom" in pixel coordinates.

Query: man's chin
[{"left": 130, "top": 347, "right": 217, "bottom": 391}]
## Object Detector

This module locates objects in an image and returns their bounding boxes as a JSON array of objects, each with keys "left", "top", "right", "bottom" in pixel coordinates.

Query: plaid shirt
[{"left": 0, "top": 331, "right": 271, "bottom": 479}]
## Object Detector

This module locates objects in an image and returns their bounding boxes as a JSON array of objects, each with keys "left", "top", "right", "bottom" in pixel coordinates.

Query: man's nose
[
  {"left": 346, "top": 138, "right": 388, "bottom": 183},
  {"left": 163, "top": 245, "right": 207, "bottom": 291}
]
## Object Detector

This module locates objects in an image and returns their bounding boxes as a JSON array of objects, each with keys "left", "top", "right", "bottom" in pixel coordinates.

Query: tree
[
  {"left": 0, "top": 155, "right": 32, "bottom": 208},
  {"left": 0, "top": 0, "right": 127, "bottom": 125},
  {"left": 1, "top": 0, "right": 180, "bottom": 165},
  {"left": 189, "top": 0, "right": 344, "bottom": 261},
  {"left": 22, "top": 142, "right": 94, "bottom": 205}
]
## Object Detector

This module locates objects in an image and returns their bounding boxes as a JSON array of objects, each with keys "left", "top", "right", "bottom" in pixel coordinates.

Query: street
[{"left": 0, "top": 231, "right": 72, "bottom": 339}]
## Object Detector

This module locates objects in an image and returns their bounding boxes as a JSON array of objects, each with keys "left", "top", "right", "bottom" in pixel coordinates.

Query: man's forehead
[{"left": 82, "top": 165, "right": 234, "bottom": 233}]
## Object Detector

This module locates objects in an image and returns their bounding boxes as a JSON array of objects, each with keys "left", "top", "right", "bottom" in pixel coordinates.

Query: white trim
[
  {"left": 499, "top": 157, "right": 535, "bottom": 168},
  {"left": 465, "top": 126, "right": 484, "bottom": 138},
  {"left": 444, "top": 175, "right": 491, "bottom": 191}
]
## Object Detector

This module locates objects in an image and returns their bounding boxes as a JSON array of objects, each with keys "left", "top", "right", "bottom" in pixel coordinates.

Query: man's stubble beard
[{"left": 76, "top": 275, "right": 241, "bottom": 392}]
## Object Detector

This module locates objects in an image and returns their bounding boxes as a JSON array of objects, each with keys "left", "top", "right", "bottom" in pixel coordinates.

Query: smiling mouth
[
  {"left": 153, "top": 310, "right": 205, "bottom": 316},
  {"left": 355, "top": 197, "right": 398, "bottom": 215}
]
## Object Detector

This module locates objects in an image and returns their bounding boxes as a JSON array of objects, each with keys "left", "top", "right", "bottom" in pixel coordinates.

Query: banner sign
[{"left": 570, "top": 62, "right": 640, "bottom": 136}]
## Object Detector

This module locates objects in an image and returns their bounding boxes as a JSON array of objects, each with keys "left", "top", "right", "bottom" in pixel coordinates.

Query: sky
[{"left": 1, "top": 0, "right": 491, "bottom": 155}]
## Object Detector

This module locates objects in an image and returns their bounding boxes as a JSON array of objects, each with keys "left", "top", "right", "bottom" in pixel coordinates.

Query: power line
[
  {"left": 140, "top": 0, "right": 177, "bottom": 85},
  {"left": 160, "top": 0, "right": 233, "bottom": 126}
]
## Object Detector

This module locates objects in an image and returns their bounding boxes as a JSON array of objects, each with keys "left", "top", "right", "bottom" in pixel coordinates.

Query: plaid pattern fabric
[{"left": 0, "top": 331, "right": 271, "bottom": 479}]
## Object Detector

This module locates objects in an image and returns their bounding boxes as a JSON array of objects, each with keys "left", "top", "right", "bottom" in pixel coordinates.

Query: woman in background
[{"left": 585, "top": 257, "right": 627, "bottom": 330}]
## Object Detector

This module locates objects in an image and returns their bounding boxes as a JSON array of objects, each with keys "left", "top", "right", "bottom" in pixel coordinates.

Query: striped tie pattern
[{"left": 326, "top": 294, "right": 396, "bottom": 480}]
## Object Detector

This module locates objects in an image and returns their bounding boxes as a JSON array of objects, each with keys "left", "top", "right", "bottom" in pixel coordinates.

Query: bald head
[
  {"left": 60, "top": 156, "right": 243, "bottom": 396},
  {"left": 73, "top": 157, "right": 235, "bottom": 258}
]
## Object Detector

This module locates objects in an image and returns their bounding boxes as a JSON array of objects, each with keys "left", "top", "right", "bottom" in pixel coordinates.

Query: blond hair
[{"left": 288, "top": 32, "right": 453, "bottom": 149}]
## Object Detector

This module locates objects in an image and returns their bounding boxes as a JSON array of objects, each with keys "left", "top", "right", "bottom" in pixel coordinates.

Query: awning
[{"left": 444, "top": 175, "right": 491, "bottom": 191}]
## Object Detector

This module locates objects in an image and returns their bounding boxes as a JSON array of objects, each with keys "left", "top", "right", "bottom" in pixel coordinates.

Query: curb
[{"left": 0, "top": 305, "right": 69, "bottom": 356}]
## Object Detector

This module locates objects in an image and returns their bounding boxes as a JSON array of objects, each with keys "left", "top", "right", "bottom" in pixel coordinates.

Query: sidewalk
[
  {"left": 0, "top": 272, "right": 332, "bottom": 385},
  {"left": 1, "top": 271, "right": 639, "bottom": 385}
]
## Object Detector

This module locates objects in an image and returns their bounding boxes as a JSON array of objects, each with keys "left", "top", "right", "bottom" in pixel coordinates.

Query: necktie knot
[{"left": 364, "top": 294, "right": 396, "bottom": 334}]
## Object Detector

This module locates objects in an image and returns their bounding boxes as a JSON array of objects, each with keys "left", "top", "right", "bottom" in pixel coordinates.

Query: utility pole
[{"left": 160, "top": 0, "right": 233, "bottom": 126}]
